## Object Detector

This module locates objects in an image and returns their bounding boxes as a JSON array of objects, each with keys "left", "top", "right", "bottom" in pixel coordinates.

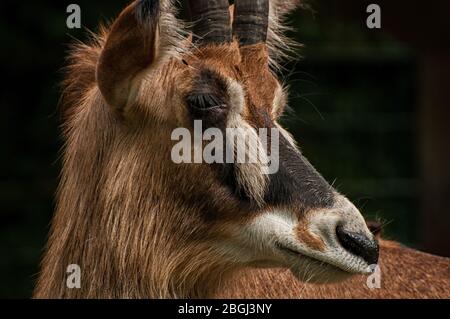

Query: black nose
[{"left": 336, "top": 226, "right": 379, "bottom": 265}]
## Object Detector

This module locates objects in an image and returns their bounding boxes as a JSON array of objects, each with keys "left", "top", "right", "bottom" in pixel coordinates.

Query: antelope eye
[{"left": 186, "top": 93, "right": 225, "bottom": 111}]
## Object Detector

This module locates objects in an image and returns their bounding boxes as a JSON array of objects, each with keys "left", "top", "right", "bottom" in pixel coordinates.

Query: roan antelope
[{"left": 34, "top": 0, "right": 449, "bottom": 298}]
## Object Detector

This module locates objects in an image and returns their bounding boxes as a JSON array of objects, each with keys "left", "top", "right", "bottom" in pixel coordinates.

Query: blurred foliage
[{"left": 0, "top": 1, "right": 418, "bottom": 298}]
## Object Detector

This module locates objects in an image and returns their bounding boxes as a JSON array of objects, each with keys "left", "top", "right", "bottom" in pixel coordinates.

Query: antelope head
[{"left": 47, "top": 0, "right": 379, "bottom": 298}]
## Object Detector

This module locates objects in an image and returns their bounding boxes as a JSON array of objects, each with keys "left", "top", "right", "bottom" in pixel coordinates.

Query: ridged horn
[
  {"left": 188, "top": 0, "right": 232, "bottom": 45},
  {"left": 233, "top": 0, "right": 269, "bottom": 45}
]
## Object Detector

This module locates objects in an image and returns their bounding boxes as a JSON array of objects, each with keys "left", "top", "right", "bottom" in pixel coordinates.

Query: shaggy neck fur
[{"left": 34, "top": 83, "right": 238, "bottom": 298}]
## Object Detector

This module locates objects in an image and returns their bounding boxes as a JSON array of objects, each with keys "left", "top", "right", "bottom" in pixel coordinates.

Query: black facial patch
[
  {"left": 185, "top": 69, "right": 335, "bottom": 211},
  {"left": 265, "top": 133, "right": 335, "bottom": 210},
  {"left": 185, "top": 69, "right": 256, "bottom": 205}
]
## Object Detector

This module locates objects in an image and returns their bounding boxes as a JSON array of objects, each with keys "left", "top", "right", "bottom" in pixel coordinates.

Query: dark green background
[{"left": 0, "top": 1, "right": 446, "bottom": 298}]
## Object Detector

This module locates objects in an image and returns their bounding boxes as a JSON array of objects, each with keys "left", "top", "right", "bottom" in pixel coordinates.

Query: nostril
[{"left": 336, "top": 226, "right": 379, "bottom": 265}]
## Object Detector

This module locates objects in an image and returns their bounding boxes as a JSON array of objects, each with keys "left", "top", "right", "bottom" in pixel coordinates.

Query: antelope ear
[{"left": 96, "top": 0, "right": 175, "bottom": 112}]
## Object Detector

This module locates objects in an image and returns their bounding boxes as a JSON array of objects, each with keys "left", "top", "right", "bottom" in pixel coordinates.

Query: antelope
[{"left": 34, "top": 0, "right": 449, "bottom": 299}]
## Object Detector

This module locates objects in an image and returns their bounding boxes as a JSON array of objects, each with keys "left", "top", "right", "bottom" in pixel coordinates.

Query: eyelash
[{"left": 186, "top": 93, "right": 226, "bottom": 111}]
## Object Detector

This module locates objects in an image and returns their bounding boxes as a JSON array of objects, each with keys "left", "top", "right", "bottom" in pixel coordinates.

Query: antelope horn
[
  {"left": 188, "top": 0, "right": 232, "bottom": 45},
  {"left": 233, "top": 0, "right": 269, "bottom": 45}
]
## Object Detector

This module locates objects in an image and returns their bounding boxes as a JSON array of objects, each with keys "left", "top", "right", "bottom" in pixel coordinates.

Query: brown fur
[
  {"left": 218, "top": 240, "right": 450, "bottom": 299},
  {"left": 295, "top": 224, "right": 326, "bottom": 252},
  {"left": 35, "top": 5, "right": 279, "bottom": 298},
  {"left": 34, "top": 0, "right": 449, "bottom": 299}
]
